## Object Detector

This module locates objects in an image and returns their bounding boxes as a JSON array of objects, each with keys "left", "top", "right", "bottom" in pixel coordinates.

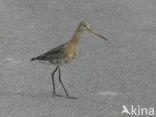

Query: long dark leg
[
  {"left": 58, "top": 68, "right": 69, "bottom": 96},
  {"left": 51, "top": 67, "right": 58, "bottom": 95},
  {"left": 58, "top": 68, "right": 77, "bottom": 99}
]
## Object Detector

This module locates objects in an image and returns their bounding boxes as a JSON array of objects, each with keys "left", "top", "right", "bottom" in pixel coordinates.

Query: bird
[{"left": 31, "top": 21, "right": 108, "bottom": 99}]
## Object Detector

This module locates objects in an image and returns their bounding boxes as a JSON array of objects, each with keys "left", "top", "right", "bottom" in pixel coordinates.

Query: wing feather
[{"left": 31, "top": 43, "right": 65, "bottom": 61}]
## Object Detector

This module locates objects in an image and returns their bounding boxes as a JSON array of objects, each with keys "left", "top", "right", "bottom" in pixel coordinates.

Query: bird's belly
[
  {"left": 51, "top": 53, "right": 75, "bottom": 66},
  {"left": 51, "top": 59, "right": 66, "bottom": 66}
]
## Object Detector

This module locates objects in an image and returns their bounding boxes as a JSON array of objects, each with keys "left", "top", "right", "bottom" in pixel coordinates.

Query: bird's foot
[
  {"left": 66, "top": 95, "right": 77, "bottom": 99},
  {"left": 52, "top": 92, "right": 77, "bottom": 99},
  {"left": 52, "top": 92, "right": 63, "bottom": 97}
]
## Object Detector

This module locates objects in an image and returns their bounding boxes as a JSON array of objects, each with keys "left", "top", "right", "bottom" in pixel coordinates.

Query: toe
[{"left": 66, "top": 96, "right": 77, "bottom": 99}]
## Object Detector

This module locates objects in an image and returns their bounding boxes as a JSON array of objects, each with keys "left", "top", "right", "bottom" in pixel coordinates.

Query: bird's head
[
  {"left": 79, "top": 21, "right": 90, "bottom": 31},
  {"left": 79, "top": 21, "right": 108, "bottom": 40}
]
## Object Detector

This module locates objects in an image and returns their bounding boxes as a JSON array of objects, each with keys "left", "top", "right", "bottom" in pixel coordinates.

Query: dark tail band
[{"left": 31, "top": 58, "right": 36, "bottom": 61}]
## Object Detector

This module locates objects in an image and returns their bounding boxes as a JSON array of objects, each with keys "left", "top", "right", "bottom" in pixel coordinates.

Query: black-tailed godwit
[{"left": 31, "top": 21, "right": 108, "bottom": 99}]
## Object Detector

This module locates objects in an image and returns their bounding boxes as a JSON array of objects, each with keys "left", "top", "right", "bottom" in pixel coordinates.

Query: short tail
[{"left": 30, "top": 57, "right": 37, "bottom": 61}]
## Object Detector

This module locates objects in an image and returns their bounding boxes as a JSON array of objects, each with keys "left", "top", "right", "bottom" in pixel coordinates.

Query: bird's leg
[
  {"left": 51, "top": 67, "right": 60, "bottom": 96},
  {"left": 58, "top": 68, "right": 77, "bottom": 99},
  {"left": 58, "top": 68, "right": 68, "bottom": 96}
]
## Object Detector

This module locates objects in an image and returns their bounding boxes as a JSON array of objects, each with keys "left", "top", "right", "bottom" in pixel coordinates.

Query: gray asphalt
[{"left": 0, "top": 0, "right": 156, "bottom": 117}]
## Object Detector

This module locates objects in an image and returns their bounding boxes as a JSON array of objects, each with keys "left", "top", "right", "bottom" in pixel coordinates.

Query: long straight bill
[{"left": 88, "top": 28, "right": 108, "bottom": 40}]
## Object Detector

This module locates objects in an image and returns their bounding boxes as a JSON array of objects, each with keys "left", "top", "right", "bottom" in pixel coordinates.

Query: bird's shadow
[
  {"left": 0, "top": 91, "right": 55, "bottom": 99},
  {"left": 0, "top": 91, "right": 79, "bottom": 100}
]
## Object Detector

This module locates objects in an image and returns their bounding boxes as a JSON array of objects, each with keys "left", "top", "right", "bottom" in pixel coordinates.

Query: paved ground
[{"left": 0, "top": 0, "right": 156, "bottom": 117}]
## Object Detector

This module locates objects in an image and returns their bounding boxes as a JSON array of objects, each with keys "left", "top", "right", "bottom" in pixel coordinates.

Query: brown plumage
[{"left": 31, "top": 21, "right": 108, "bottom": 99}]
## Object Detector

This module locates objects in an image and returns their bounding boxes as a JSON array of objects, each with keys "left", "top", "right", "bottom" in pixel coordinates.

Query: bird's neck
[{"left": 70, "top": 26, "right": 83, "bottom": 45}]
